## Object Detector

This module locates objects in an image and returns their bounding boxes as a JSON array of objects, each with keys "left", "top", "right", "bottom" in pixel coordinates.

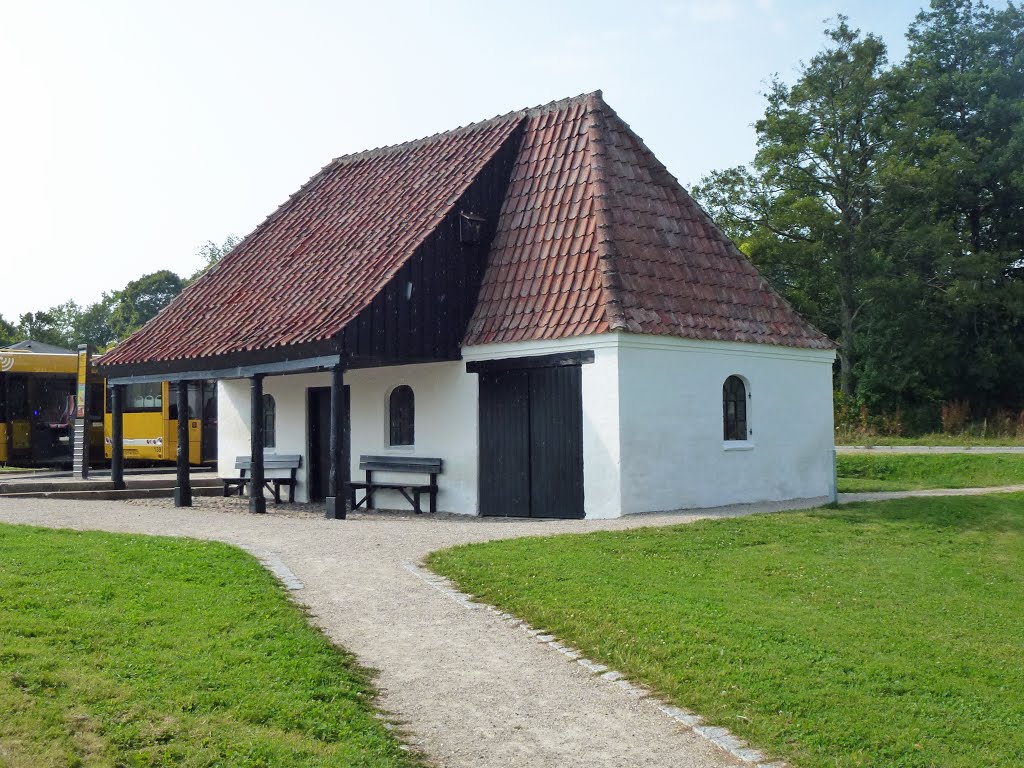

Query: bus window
[
  {"left": 33, "top": 378, "right": 74, "bottom": 425},
  {"left": 202, "top": 380, "right": 216, "bottom": 420},
  {"left": 7, "top": 377, "right": 28, "bottom": 419},
  {"left": 123, "top": 382, "right": 162, "bottom": 413}
]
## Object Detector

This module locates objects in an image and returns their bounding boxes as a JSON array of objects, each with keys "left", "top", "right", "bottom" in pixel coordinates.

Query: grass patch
[
  {"left": 0, "top": 467, "right": 32, "bottom": 473},
  {"left": 428, "top": 495, "right": 1024, "bottom": 768},
  {"left": 837, "top": 453, "right": 1024, "bottom": 492},
  {"left": 0, "top": 524, "right": 421, "bottom": 768}
]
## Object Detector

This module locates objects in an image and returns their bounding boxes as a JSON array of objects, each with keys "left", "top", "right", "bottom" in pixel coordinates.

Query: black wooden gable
[{"left": 340, "top": 123, "right": 524, "bottom": 368}]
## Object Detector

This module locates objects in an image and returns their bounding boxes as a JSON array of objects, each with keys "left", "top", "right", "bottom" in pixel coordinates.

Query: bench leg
[
  {"left": 413, "top": 489, "right": 422, "bottom": 515},
  {"left": 271, "top": 481, "right": 282, "bottom": 504},
  {"left": 429, "top": 487, "right": 437, "bottom": 515}
]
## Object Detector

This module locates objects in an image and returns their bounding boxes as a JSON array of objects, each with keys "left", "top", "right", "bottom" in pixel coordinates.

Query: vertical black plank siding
[
  {"left": 341, "top": 125, "right": 523, "bottom": 365},
  {"left": 478, "top": 371, "right": 531, "bottom": 517},
  {"left": 528, "top": 366, "right": 584, "bottom": 519},
  {"left": 477, "top": 363, "right": 584, "bottom": 519}
]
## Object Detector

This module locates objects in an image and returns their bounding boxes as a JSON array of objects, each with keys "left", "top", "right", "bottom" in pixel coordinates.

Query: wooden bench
[
  {"left": 349, "top": 455, "right": 443, "bottom": 515},
  {"left": 223, "top": 454, "right": 302, "bottom": 504}
]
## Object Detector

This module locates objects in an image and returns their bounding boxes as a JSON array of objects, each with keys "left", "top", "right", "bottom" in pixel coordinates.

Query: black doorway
[
  {"left": 478, "top": 364, "right": 584, "bottom": 518},
  {"left": 200, "top": 380, "right": 218, "bottom": 463},
  {"left": 307, "top": 385, "right": 350, "bottom": 502}
]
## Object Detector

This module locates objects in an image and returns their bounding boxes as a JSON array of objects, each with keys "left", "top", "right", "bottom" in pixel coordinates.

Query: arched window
[
  {"left": 723, "top": 376, "right": 748, "bottom": 441},
  {"left": 389, "top": 385, "right": 415, "bottom": 446},
  {"left": 263, "top": 394, "right": 276, "bottom": 449}
]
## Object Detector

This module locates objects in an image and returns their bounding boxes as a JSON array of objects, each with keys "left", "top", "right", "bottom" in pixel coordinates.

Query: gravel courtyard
[{"left": 0, "top": 495, "right": 832, "bottom": 768}]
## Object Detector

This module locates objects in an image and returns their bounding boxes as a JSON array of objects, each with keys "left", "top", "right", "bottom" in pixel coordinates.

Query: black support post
[
  {"left": 325, "top": 364, "right": 348, "bottom": 519},
  {"left": 110, "top": 385, "right": 125, "bottom": 490},
  {"left": 174, "top": 381, "right": 192, "bottom": 507},
  {"left": 249, "top": 375, "right": 266, "bottom": 514}
]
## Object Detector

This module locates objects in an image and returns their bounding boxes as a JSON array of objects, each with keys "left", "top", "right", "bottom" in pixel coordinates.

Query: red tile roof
[
  {"left": 100, "top": 113, "right": 523, "bottom": 368},
  {"left": 463, "top": 94, "right": 834, "bottom": 349},
  {"left": 100, "top": 92, "right": 832, "bottom": 371}
]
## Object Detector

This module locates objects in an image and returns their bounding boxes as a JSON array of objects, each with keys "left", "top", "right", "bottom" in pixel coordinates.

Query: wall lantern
[{"left": 459, "top": 211, "right": 486, "bottom": 245}]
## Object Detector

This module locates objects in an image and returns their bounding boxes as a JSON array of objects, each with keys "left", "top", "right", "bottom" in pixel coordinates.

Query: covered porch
[{"left": 105, "top": 355, "right": 352, "bottom": 517}]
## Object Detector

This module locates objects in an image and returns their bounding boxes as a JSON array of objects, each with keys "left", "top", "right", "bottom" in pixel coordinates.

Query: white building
[{"left": 99, "top": 92, "right": 836, "bottom": 519}]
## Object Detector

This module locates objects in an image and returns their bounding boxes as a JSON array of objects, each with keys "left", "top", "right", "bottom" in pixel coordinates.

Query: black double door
[
  {"left": 479, "top": 365, "right": 584, "bottom": 519},
  {"left": 307, "top": 386, "right": 350, "bottom": 502}
]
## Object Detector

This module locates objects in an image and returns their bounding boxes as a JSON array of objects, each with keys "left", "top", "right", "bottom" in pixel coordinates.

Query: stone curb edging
[
  {"left": 238, "top": 544, "right": 305, "bottom": 590},
  {"left": 403, "top": 559, "right": 787, "bottom": 768}
]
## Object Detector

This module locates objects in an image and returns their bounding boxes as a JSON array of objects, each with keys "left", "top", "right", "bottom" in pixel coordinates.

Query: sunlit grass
[
  {"left": 837, "top": 453, "right": 1024, "bottom": 492},
  {"left": 429, "top": 495, "right": 1024, "bottom": 768},
  {"left": 0, "top": 525, "right": 421, "bottom": 768}
]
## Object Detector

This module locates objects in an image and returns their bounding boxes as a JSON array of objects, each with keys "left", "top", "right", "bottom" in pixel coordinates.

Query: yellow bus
[
  {"left": 103, "top": 380, "right": 217, "bottom": 465},
  {"left": 0, "top": 349, "right": 103, "bottom": 466}
]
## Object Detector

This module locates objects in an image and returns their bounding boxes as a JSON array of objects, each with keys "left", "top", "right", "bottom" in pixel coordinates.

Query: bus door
[{"left": 200, "top": 380, "right": 217, "bottom": 463}]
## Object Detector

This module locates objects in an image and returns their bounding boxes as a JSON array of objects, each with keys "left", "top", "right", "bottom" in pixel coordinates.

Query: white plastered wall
[
  {"left": 216, "top": 331, "right": 834, "bottom": 517},
  {"left": 218, "top": 372, "right": 331, "bottom": 503},
  {"left": 462, "top": 335, "right": 623, "bottom": 519},
  {"left": 217, "top": 362, "right": 477, "bottom": 511},
  {"left": 615, "top": 333, "right": 836, "bottom": 514}
]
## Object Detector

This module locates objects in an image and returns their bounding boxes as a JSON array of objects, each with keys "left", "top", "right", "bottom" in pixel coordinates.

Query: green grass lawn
[
  {"left": 837, "top": 453, "right": 1024, "bottom": 492},
  {"left": 0, "top": 525, "right": 421, "bottom": 768},
  {"left": 428, "top": 495, "right": 1024, "bottom": 768}
]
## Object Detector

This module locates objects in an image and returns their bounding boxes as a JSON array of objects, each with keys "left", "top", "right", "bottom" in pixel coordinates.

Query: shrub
[{"left": 941, "top": 401, "right": 971, "bottom": 434}]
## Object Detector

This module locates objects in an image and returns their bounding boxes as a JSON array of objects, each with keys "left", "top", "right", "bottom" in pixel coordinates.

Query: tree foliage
[
  {"left": 695, "top": 0, "right": 1024, "bottom": 426},
  {"left": 2, "top": 236, "right": 237, "bottom": 352}
]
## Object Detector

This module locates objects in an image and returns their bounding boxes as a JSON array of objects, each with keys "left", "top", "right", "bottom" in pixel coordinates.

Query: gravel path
[
  {"left": 0, "top": 496, "right": 826, "bottom": 768},
  {"left": 840, "top": 484, "right": 1024, "bottom": 503},
  {"left": 836, "top": 445, "right": 1024, "bottom": 453},
  {"left": 1, "top": 487, "right": 1020, "bottom": 767}
]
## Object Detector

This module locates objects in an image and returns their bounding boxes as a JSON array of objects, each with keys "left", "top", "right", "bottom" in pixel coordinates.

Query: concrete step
[
  {"left": 0, "top": 485, "right": 225, "bottom": 501},
  {"left": 0, "top": 476, "right": 223, "bottom": 495}
]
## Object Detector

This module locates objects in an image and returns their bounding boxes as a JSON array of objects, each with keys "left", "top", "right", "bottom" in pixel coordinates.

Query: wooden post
[
  {"left": 249, "top": 375, "right": 266, "bottom": 514},
  {"left": 174, "top": 381, "right": 192, "bottom": 507},
  {"left": 110, "top": 384, "right": 125, "bottom": 490},
  {"left": 325, "top": 364, "right": 348, "bottom": 519}
]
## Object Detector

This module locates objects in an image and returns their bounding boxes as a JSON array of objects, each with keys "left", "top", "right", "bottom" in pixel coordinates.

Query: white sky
[{"left": 0, "top": 0, "right": 924, "bottom": 321}]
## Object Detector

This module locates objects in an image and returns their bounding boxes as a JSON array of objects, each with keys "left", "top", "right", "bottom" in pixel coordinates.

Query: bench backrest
[
  {"left": 234, "top": 454, "right": 302, "bottom": 471},
  {"left": 359, "top": 455, "right": 443, "bottom": 474}
]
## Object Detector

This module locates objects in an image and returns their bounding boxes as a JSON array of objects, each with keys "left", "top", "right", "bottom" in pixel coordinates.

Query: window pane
[
  {"left": 389, "top": 385, "right": 414, "bottom": 446},
  {"left": 723, "top": 376, "right": 747, "bottom": 441},
  {"left": 126, "top": 382, "right": 163, "bottom": 412}
]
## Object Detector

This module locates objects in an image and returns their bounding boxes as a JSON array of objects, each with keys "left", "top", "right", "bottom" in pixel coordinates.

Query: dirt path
[{"left": 1, "top": 488, "right": 1019, "bottom": 766}]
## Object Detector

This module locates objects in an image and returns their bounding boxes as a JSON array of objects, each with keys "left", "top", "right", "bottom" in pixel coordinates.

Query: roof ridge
[
  {"left": 329, "top": 91, "right": 601, "bottom": 167},
  {"left": 584, "top": 93, "right": 631, "bottom": 333}
]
